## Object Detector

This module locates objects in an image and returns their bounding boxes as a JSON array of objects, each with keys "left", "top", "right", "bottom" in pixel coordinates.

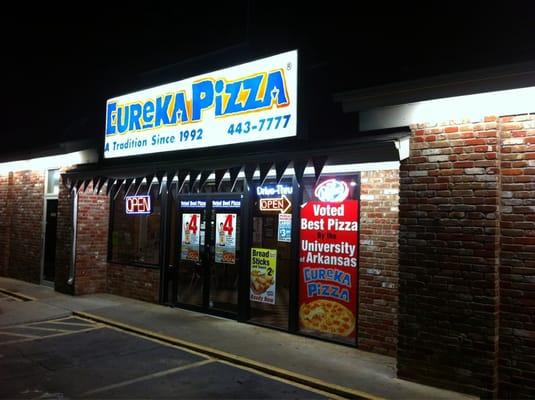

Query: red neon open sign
[{"left": 125, "top": 195, "right": 152, "bottom": 215}]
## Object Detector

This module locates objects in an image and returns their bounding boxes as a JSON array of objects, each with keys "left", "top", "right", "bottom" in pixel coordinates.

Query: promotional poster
[
  {"left": 298, "top": 178, "right": 359, "bottom": 340},
  {"left": 250, "top": 248, "right": 277, "bottom": 304},
  {"left": 215, "top": 213, "right": 237, "bottom": 264},
  {"left": 181, "top": 213, "right": 201, "bottom": 261}
]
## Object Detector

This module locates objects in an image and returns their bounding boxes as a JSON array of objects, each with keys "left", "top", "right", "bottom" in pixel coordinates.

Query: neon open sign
[
  {"left": 259, "top": 195, "right": 291, "bottom": 213},
  {"left": 125, "top": 195, "right": 152, "bottom": 215}
]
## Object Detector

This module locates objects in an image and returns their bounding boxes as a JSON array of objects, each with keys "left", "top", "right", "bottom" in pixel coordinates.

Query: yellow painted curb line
[
  {"left": 0, "top": 288, "right": 36, "bottom": 302},
  {"left": 73, "top": 310, "right": 384, "bottom": 400}
]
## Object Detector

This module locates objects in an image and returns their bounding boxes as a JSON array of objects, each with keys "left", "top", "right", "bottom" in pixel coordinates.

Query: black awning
[{"left": 62, "top": 131, "right": 408, "bottom": 195}]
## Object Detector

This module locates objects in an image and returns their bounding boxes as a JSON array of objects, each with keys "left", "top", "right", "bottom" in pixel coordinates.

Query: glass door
[
  {"left": 208, "top": 199, "right": 242, "bottom": 314},
  {"left": 169, "top": 195, "right": 243, "bottom": 317},
  {"left": 176, "top": 199, "right": 208, "bottom": 307}
]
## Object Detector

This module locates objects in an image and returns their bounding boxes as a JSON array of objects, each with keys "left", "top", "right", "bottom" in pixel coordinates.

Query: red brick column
[
  {"left": 398, "top": 118, "right": 500, "bottom": 398},
  {"left": 359, "top": 169, "right": 399, "bottom": 356},
  {"left": 0, "top": 173, "right": 13, "bottom": 275},
  {"left": 499, "top": 114, "right": 535, "bottom": 398},
  {"left": 54, "top": 177, "right": 74, "bottom": 294},
  {"left": 4, "top": 171, "right": 45, "bottom": 283},
  {"left": 74, "top": 183, "right": 109, "bottom": 295}
]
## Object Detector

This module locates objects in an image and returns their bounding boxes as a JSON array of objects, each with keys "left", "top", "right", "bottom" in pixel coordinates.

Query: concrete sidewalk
[{"left": 0, "top": 277, "right": 476, "bottom": 400}]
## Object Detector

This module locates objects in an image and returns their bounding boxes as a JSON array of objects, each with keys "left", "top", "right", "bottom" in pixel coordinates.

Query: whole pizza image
[{"left": 300, "top": 299, "right": 356, "bottom": 337}]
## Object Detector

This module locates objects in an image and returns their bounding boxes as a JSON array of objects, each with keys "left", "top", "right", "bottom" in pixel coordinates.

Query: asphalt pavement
[
  {"left": 0, "top": 316, "right": 335, "bottom": 399},
  {"left": 0, "top": 277, "right": 478, "bottom": 400}
]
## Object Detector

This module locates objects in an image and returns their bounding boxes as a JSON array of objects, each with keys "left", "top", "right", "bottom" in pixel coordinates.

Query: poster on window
[
  {"left": 181, "top": 213, "right": 200, "bottom": 261},
  {"left": 278, "top": 213, "right": 292, "bottom": 242},
  {"left": 250, "top": 248, "right": 277, "bottom": 304},
  {"left": 215, "top": 213, "right": 236, "bottom": 264},
  {"left": 298, "top": 178, "right": 359, "bottom": 341}
]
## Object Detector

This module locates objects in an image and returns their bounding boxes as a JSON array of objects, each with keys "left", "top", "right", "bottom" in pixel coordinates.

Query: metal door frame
[{"left": 163, "top": 191, "right": 250, "bottom": 321}]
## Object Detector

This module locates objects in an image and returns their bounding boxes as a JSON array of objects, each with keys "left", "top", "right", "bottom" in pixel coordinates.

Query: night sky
[{"left": 3, "top": 2, "right": 535, "bottom": 159}]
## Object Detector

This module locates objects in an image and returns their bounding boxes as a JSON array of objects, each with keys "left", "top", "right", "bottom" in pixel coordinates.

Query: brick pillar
[
  {"left": 7, "top": 171, "right": 45, "bottom": 283},
  {"left": 0, "top": 172, "right": 13, "bottom": 275},
  {"left": 499, "top": 114, "right": 535, "bottom": 398},
  {"left": 398, "top": 118, "right": 500, "bottom": 398},
  {"left": 55, "top": 177, "right": 74, "bottom": 294},
  {"left": 359, "top": 169, "right": 399, "bottom": 356},
  {"left": 74, "top": 183, "right": 109, "bottom": 295}
]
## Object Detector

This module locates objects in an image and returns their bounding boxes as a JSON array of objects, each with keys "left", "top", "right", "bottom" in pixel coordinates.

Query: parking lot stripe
[
  {"left": 105, "top": 325, "right": 212, "bottom": 359},
  {"left": 74, "top": 311, "right": 383, "bottom": 400},
  {"left": 81, "top": 359, "right": 215, "bottom": 396},
  {"left": 1, "top": 318, "right": 102, "bottom": 331},
  {"left": 0, "top": 326, "right": 102, "bottom": 346},
  {"left": 0, "top": 331, "right": 39, "bottom": 339},
  {"left": 11, "top": 326, "right": 71, "bottom": 333},
  {"left": 43, "top": 320, "right": 96, "bottom": 327}
]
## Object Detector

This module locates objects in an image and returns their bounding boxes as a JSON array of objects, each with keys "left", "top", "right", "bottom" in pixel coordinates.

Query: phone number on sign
[{"left": 227, "top": 114, "right": 291, "bottom": 135}]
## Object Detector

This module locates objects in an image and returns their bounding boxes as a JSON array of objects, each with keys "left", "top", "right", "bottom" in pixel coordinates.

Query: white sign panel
[
  {"left": 181, "top": 213, "right": 200, "bottom": 261},
  {"left": 215, "top": 213, "right": 237, "bottom": 264},
  {"left": 104, "top": 50, "right": 298, "bottom": 158}
]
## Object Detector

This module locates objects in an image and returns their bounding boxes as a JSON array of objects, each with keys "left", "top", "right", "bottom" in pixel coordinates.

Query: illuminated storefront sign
[
  {"left": 104, "top": 50, "right": 298, "bottom": 159},
  {"left": 257, "top": 184, "right": 292, "bottom": 213},
  {"left": 180, "top": 200, "right": 207, "bottom": 208},
  {"left": 256, "top": 184, "right": 293, "bottom": 196},
  {"left": 125, "top": 195, "right": 151, "bottom": 215},
  {"left": 314, "top": 179, "right": 349, "bottom": 202},
  {"left": 212, "top": 199, "right": 241, "bottom": 209},
  {"left": 298, "top": 177, "right": 359, "bottom": 342},
  {"left": 259, "top": 195, "right": 291, "bottom": 213}
]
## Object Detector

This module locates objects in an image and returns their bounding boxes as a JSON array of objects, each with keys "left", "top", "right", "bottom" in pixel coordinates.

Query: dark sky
[{"left": 3, "top": 2, "right": 535, "bottom": 158}]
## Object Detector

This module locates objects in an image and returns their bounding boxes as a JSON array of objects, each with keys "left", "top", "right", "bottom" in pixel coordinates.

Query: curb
[
  {"left": 73, "top": 310, "right": 383, "bottom": 400},
  {"left": 0, "top": 288, "right": 36, "bottom": 302}
]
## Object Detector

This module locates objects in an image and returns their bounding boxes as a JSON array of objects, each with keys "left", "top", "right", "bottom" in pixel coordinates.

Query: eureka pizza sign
[{"left": 298, "top": 178, "right": 359, "bottom": 342}]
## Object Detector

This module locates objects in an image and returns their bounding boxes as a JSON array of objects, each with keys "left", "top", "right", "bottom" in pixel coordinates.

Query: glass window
[
  {"left": 298, "top": 173, "right": 360, "bottom": 345},
  {"left": 47, "top": 169, "right": 60, "bottom": 195},
  {"left": 110, "top": 185, "right": 161, "bottom": 265},
  {"left": 248, "top": 178, "right": 293, "bottom": 329}
]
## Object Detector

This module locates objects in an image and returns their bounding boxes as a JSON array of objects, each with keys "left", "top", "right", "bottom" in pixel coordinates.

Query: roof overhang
[
  {"left": 0, "top": 148, "right": 98, "bottom": 174},
  {"left": 334, "top": 60, "right": 535, "bottom": 131},
  {"left": 62, "top": 131, "right": 409, "bottom": 194}
]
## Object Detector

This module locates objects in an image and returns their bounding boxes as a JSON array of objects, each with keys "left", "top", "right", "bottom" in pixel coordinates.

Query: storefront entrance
[{"left": 165, "top": 193, "right": 247, "bottom": 317}]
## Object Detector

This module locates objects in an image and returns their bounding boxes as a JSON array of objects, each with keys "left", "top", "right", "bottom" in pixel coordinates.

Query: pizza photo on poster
[{"left": 298, "top": 175, "right": 360, "bottom": 343}]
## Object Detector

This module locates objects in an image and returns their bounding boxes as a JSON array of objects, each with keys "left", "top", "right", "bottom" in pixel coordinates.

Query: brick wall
[
  {"left": 359, "top": 169, "right": 399, "bottom": 356},
  {"left": 107, "top": 263, "right": 160, "bottom": 303},
  {"left": 74, "top": 183, "right": 109, "bottom": 295},
  {"left": 54, "top": 177, "right": 74, "bottom": 294},
  {"left": 0, "top": 173, "right": 12, "bottom": 276},
  {"left": 52, "top": 178, "right": 160, "bottom": 301},
  {"left": 499, "top": 114, "right": 535, "bottom": 398},
  {"left": 0, "top": 170, "right": 45, "bottom": 283},
  {"left": 398, "top": 118, "right": 500, "bottom": 398}
]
